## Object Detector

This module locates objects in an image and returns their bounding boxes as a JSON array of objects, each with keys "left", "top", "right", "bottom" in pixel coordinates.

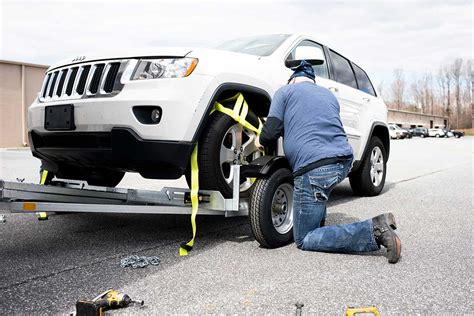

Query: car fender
[
  {"left": 351, "top": 121, "right": 390, "bottom": 172},
  {"left": 189, "top": 82, "right": 272, "bottom": 143}
]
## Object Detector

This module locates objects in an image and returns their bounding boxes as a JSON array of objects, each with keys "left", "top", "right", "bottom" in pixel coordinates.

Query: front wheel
[
  {"left": 349, "top": 136, "right": 387, "bottom": 196},
  {"left": 249, "top": 168, "right": 294, "bottom": 248},
  {"left": 186, "top": 111, "right": 262, "bottom": 198}
]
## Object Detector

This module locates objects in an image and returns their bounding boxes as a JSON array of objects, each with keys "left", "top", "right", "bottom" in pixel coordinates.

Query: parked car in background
[
  {"left": 411, "top": 127, "right": 429, "bottom": 138},
  {"left": 428, "top": 128, "right": 445, "bottom": 137},
  {"left": 389, "top": 124, "right": 408, "bottom": 139},
  {"left": 442, "top": 128, "right": 453, "bottom": 138},
  {"left": 451, "top": 130, "right": 464, "bottom": 138},
  {"left": 389, "top": 125, "right": 405, "bottom": 139},
  {"left": 402, "top": 128, "right": 413, "bottom": 138}
]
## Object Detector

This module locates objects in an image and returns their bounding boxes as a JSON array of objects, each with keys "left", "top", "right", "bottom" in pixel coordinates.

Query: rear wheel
[
  {"left": 187, "top": 111, "right": 262, "bottom": 198},
  {"left": 249, "top": 168, "right": 294, "bottom": 248},
  {"left": 350, "top": 136, "right": 387, "bottom": 196}
]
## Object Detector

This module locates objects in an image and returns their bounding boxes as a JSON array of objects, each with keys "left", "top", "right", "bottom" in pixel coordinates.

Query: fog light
[
  {"left": 132, "top": 106, "right": 162, "bottom": 124},
  {"left": 151, "top": 109, "right": 161, "bottom": 123}
]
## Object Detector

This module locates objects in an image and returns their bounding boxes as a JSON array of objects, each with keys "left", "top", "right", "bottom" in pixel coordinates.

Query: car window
[
  {"left": 215, "top": 34, "right": 290, "bottom": 56},
  {"left": 328, "top": 50, "right": 357, "bottom": 89},
  {"left": 286, "top": 40, "right": 329, "bottom": 79},
  {"left": 352, "top": 63, "right": 376, "bottom": 96}
]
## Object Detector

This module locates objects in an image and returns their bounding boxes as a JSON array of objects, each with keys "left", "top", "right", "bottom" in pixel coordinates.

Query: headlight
[{"left": 131, "top": 58, "right": 198, "bottom": 80}]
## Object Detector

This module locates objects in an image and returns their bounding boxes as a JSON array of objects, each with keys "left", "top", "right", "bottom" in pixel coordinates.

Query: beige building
[
  {"left": 0, "top": 60, "right": 48, "bottom": 147},
  {"left": 388, "top": 109, "right": 449, "bottom": 129}
]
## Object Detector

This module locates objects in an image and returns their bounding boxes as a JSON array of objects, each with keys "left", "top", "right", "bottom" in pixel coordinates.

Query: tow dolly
[{"left": 0, "top": 155, "right": 294, "bottom": 248}]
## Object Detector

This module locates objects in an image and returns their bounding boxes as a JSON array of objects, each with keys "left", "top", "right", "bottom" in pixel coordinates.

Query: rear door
[{"left": 326, "top": 49, "right": 362, "bottom": 154}]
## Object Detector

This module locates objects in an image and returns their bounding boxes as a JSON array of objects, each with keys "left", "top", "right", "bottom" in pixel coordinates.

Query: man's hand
[{"left": 255, "top": 136, "right": 264, "bottom": 151}]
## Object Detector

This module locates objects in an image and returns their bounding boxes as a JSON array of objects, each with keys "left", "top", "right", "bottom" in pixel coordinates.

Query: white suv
[{"left": 28, "top": 34, "right": 390, "bottom": 196}]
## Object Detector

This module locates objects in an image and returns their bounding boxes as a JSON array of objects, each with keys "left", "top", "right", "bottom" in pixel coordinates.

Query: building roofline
[
  {"left": 0, "top": 59, "right": 49, "bottom": 69},
  {"left": 388, "top": 108, "right": 448, "bottom": 119}
]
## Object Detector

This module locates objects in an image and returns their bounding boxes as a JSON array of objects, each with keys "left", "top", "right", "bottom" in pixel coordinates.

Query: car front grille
[{"left": 39, "top": 60, "right": 129, "bottom": 102}]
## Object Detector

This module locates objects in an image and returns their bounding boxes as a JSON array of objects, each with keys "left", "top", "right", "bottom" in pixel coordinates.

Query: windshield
[{"left": 215, "top": 34, "right": 291, "bottom": 56}]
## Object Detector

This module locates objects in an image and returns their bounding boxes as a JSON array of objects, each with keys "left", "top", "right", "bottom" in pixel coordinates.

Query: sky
[{"left": 0, "top": 0, "right": 472, "bottom": 88}]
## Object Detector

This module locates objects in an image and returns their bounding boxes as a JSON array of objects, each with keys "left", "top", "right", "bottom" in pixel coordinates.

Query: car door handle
[
  {"left": 328, "top": 87, "right": 338, "bottom": 93},
  {"left": 362, "top": 97, "right": 371, "bottom": 103}
]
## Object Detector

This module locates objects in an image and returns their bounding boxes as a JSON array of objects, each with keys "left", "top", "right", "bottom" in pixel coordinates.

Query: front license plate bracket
[{"left": 44, "top": 105, "right": 75, "bottom": 131}]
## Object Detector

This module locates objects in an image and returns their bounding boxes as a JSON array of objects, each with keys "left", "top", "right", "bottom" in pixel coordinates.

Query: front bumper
[
  {"left": 28, "top": 73, "right": 217, "bottom": 142},
  {"left": 29, "top": 128, "right": 195, "bottom": 179}
]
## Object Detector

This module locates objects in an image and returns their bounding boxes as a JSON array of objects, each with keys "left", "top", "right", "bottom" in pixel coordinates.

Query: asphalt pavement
[{"left": 0, "top": 137, "right": 472, "bottom": 314}]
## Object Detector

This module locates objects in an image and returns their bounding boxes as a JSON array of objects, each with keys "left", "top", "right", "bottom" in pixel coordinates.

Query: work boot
[{"left": 372, "top": 213, "right": 401, "bottom": 264}]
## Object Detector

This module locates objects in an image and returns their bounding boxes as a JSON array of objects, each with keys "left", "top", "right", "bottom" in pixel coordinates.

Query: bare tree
[
  {"left": 437, "top": 68, "right": 447, "bottom": 115},
  {"left": 411, "top": 79, "right": 423, "bottom": 112},
  {"left": 451, "top": 58, "right": 463, "bottom": 128},
  {"left": 391, "top": 69, "right": 405, "bottom": 110},
  {"left": 443, "top": 66, "right": 453, "bottom": 117}
]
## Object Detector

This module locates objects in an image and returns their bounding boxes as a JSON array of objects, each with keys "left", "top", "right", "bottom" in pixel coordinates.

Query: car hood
[{"left": 48, "top": 47, "right": 194, "bottom": 70}]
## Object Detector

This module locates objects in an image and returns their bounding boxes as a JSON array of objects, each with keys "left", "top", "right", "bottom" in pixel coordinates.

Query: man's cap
[{"left": 289, "top": 60, "right": 315, "bottom": 81}]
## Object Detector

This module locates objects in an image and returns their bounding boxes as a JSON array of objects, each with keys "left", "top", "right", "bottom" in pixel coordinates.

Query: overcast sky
[{"left": 0, "top": 0, "right": 472, "bottom": 86}]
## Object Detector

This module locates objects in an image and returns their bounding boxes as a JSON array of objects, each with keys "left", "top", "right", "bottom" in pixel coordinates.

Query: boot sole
[{"left": 388, "top": 233, "right": 402, "bottom": 264}]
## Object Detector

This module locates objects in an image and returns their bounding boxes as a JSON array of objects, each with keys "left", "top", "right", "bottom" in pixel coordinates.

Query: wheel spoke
[
  {"left": 242, "top": 134, "right": 258, "bottom": 157},
  {"left": 375, "top": 162, "right": 384, "bottom": 172},
  {"left": 225, "top": 164, "right": 234, "bottom": 184},
  {"left": 231, "top": 124, "right": 243, "bottom": 150},
  {"left": 220, "top": 146, "right": 235, "bottom": 164},
  {"left": 370, "top": 168, "right": 375, "bottom": 182}
]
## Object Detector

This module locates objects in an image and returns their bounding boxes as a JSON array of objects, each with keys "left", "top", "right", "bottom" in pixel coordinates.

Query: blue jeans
[{"left": 293, "top": 157, "right": 379, "bottom": 253}]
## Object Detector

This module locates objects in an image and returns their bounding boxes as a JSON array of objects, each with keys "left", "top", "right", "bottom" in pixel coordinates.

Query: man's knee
[{"left": 294, "top": 237, "right": 304, "bottom": 249}]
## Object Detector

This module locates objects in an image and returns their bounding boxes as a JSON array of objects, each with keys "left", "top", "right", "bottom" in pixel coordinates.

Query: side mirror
[{"left": 285, "top": 59, "right": 324, "bottom": 69}]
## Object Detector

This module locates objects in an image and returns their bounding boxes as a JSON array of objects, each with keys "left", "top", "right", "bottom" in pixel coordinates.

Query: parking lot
[{"left": 0, "top": 137, "right": 472, "bottom": 314}]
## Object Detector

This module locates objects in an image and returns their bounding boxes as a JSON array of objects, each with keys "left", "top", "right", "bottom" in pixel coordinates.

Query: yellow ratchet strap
[
  {"left": 38, "top": 169, "right": 49, "bottom": 220},
  {"left": 40, "top": 169, "right": 49, "bottom": 185},
  {"left": 179, "top": 93, "right": 263, "bottom": 256},
  {"left": 179, "top": 145, "right": 199, "bottom": 256}
]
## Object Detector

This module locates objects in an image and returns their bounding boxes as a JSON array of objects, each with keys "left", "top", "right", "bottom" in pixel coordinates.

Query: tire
[
  {"left": 56, "top": 168, "right": 125, "bottom": 187},
  {"left": 186, "top": 111, "right": 262, "bottom": 198},
  {"left": 249, "top": 168, "right": 294, "bottom": 248},
  {"left": 420, "top": 134, "right": 425, "bottom": 138},
  {"left": 349, "top": 136, "right": 387, "bottom": 196},
  {"left": 435, "top": 134, "right": 440, "bottom": 138}
]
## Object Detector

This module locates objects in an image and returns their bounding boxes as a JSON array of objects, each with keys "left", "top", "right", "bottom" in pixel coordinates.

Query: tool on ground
[
  {"left": 76, "top": 288, "right": 144, "bottom": 316},
  {"left": 345, "top": 305, "right": 380, "bottom": 316},
  {"left": 295, "top": 302, "right": 304, "bottom": 316},
  {"left": 120, "top": 255, "right": 161, "bottom": 268}
]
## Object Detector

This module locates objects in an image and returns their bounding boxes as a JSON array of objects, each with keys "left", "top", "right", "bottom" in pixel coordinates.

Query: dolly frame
[{"left": 0, "top": 165, "right": 247, "bottom": 217}]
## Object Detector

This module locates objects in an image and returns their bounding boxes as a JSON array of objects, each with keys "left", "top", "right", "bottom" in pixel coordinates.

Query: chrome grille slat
[
  {"left": 65, "top": 67, "right": 79, "bottom": 96},
  {"left": 48, "top": 72, "right": 60, "bottom": 98},
  {"left": 38, "top": 59, "right": 128, "bottom": 103},
  {"left": 88, "top": 63, "right": 105, "bottom": 94},
  {"left": 41, "top": 74, "right": 52, "bottom": 98},
  {"left": 55, "top": 69, "right": 68, "bottom": 97},
  {"left": 99, "top": 63, "right": 112, "bottom": 93}
]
